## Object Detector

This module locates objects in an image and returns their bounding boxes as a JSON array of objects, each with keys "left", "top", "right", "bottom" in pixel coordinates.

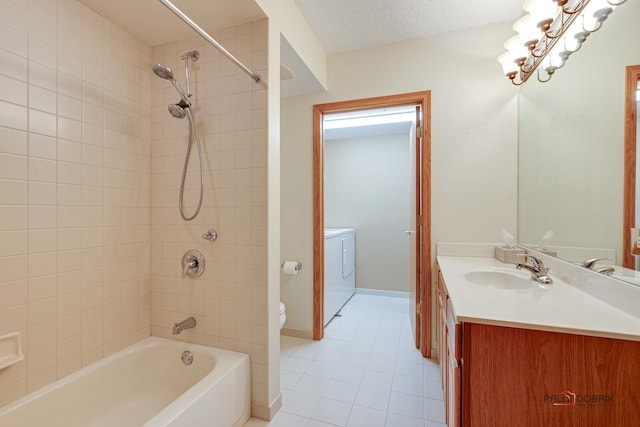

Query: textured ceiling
[{"left": 295, "top": 0, "right": 524, "bottom": 53}]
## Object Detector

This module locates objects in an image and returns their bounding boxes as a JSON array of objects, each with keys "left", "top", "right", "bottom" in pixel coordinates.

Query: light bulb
[
  {"left": 524, "top": 0, "right": 559, "bottom": 28},
  {"left": 497, "top": 52, "right": 519, "bottom": 75},
  {"left": 514, "top": 14, "right": 543, "bottom": 49},
  {"left": 504, "top": 35, "right": 529, "bottom": 60}
]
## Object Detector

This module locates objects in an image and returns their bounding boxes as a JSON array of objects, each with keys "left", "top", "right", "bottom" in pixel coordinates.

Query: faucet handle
[{"left": 524, "top": 255, "right": 542, "bottom": 268}]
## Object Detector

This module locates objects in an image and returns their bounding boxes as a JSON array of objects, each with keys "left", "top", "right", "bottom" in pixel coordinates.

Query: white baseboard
[{"left": 356, "top": 288, "right": 409, "bottom": 298}]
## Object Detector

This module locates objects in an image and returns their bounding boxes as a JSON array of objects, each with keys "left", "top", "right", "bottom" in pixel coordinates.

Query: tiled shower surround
[
  {"left": 0, "top": 0, "right": 271, "bottom": 414},
  {"left": 149, "top": 22, "right": 270, "bottom": 410}
]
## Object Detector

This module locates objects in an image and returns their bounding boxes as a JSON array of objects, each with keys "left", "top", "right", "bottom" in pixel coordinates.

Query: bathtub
[{"left": 0, "top": 337, "right": 251, "bottom": 427}]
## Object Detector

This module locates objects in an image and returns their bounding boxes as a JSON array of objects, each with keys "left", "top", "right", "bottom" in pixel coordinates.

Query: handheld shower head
[
  {"left": 168, "top": 103, "right": 187, "bottom": 119},
  {"left": 152, "top": 63, "right": 174, "bottom": 80}
]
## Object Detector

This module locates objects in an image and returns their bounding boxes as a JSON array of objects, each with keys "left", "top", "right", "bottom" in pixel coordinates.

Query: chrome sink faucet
[
  {"left": 172, "top": 316, "right": 196, "bottom": 335},
  {"left": 515, "top": 255, "right": 553, "bottom": 284}
]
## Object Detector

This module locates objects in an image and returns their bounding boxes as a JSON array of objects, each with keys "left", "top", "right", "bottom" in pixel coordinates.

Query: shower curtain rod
[{"left": 158, "top": 0, "right": 262, "bottom": 83}]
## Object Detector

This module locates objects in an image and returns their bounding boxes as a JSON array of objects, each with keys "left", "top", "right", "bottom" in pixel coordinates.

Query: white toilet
[{"left": 279, "top": 302, "right": 286, "bottom": 330}]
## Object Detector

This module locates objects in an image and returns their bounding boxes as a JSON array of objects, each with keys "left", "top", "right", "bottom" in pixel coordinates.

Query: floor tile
[
  {"left": 306, "top": 421, "right": 338, "bottom": 427},
  {"left": 294, "top": 374, "right": 332, "bottom": 396},
  {"left": 423, "top": 379, "right": 443, "bottom": 400},
  {"left": 306, "top": 360, "right": 339, "bottom": 378},
  {"left": 281, "top": 356, "right": 313, "bottom": 373},
  {"left": 293, "top": 344, "right": 324, "bottom": 360},
  {"left": 354, "top": 371, "right": 392, "bottom": 409},
  {"left": 323, "top": 379, "right": 359, "bottom": 403},
  {"left": 268, "top": 412, "right": 310, "bottom": 427},
  {"left": 389, "top": 391, "right": 425, "bottom": 419},
  {"left": 315, "top": 348, "right": 345, "bottom": 363},
  {"left": 280, "top": 370, "right": 303, "bottom": 390},
  {"left": 393, "top": 374, "right": 425, "bottom": 397},
  {"left": 280, "top": 390, "right": 320, "bottom": 418},
  {"left": 424, "top": 397, "right": 446, "bottom": 423},
  {"left": 385, "top": 412, "right": 425, "bottom": 427},
  {"left": 423, "top": 362, "right": 440, "bottom": 383},
  {"left": 311, "top": 397, "right": 352, "bottom": 426},
  {"left": 346, "top": 405, "right": 386, "bottom": 427},
  {"left": 333, "top": 364, "right": 365, "bottom": 384},
  {"left": 395, "top": 360, "right": 424, "bottom": 378}
]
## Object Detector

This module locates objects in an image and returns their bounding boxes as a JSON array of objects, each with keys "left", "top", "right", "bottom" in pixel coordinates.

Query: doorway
[{"left": 312, "top": 92, "right": 431, "bottom": 357}]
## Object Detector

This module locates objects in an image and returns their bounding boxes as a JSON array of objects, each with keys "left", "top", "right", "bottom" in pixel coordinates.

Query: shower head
[
  {"left": 152, "top": 63, "right": 174, "bottom": 80},
  {"left": 168, "top": 103, "right": 187, "bottom": 119},
  {"left": 152, "top": 63, "right": 191, "bottom": 105}
]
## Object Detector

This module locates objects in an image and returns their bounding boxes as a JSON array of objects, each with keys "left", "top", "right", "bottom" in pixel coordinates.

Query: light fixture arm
[{"left": 537, "top": 68, "right": 554, "bottom": 83}]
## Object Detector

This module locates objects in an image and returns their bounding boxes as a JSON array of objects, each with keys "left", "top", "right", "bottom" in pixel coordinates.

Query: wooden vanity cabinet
[{"left": 436, "top": 265, "right": 640, "bottom": 427}]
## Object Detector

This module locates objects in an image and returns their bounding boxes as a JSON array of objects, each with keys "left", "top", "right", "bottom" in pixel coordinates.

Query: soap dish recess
[{"left": 0, "top": 332, "right": 24, "bottom": 370}]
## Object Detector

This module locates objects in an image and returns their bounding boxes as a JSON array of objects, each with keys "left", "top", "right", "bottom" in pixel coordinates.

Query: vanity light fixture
[{"left": 498, "top": 0, "right": 627, "bottom": 85}]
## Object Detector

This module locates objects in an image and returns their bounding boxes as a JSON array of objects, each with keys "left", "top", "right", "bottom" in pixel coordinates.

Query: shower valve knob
[
  {"left": 202, "top": 229, "right": 218, "bottom": 242},
  {"left": 181, "top": 250, "right": 205, "bottom": 278}
]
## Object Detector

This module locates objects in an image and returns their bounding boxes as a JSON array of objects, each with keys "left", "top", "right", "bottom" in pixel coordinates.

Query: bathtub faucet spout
[{"left": 172, "top": 316, "right": 197, "bottom": 335}]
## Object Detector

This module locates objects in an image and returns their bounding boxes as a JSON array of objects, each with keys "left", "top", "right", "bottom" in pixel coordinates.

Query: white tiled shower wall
[
  {"left": 149, "top": 21, "right": 270, "bottom": 409},
  {"left": 0, "top": 0, "right": 271, "bottom": 414},
  {"left": 0, "top": 0, "right": 152, "bottom": 406}
]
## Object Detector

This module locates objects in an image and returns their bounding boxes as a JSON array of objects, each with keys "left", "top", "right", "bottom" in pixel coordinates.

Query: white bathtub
[{"left": 0, "top": 337, "right": 251, "bottom": 427}]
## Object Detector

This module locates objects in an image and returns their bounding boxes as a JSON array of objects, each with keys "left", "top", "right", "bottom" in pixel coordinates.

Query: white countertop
[{"left": 437, "top": 256, "right": 640, "bottom": 342}]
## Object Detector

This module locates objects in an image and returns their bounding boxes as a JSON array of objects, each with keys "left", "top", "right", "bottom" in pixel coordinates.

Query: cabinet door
[
  {"left": 437, "top": 271, "right": 447, "bottom": 388},
  {"left": 446, "top": 299, "right": 460, "bottom": 360},
  {"left": 446, "top": 296, "right": 461, "bottom": 426},
  {"left": 447, "top": 350, "right": 461, "bottom": 427}
]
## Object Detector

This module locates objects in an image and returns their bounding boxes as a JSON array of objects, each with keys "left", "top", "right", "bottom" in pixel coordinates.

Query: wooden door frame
[
  {"left": 623, "top": 65, "right": 640, "bottom": 269},
  {"left": 312, "top": 91, "right": 432, "bottom": 358}
]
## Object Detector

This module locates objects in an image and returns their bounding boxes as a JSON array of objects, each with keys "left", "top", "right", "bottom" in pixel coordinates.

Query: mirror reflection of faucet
[
  {"left": 580, "top": 257, "right": 612, "bottom": 269},
  {"left": 580, "top": 257, "right": 614, "bottom": 276},
  {"left": 596, "top": 267, "right": 615, "bottom": 276}
]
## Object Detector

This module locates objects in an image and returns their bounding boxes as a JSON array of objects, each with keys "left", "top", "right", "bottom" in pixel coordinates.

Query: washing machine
[{"left": 324, "top": 228, "right": 356, "bottom": 325}]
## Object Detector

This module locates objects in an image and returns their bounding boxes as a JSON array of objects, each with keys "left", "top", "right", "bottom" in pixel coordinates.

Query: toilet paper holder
[{"left": 281, "top": 261, "right": 302, "bottom": 274}]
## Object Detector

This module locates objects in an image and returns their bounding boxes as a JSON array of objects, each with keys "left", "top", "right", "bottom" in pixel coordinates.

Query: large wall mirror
[{"left": 518, "top": 0, "right": 640, "bottom": 285}]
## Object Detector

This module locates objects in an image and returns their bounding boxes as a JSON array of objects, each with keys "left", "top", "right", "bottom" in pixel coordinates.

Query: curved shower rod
[{"left": 157, "top": 0, "right": 262, "bottom": 83}]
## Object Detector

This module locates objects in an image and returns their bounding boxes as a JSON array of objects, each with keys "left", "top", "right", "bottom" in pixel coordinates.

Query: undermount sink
[{"left": 464, "top": 268, "right": 533, "bottom": 290}]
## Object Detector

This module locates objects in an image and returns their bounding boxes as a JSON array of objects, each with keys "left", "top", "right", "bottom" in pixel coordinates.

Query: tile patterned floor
[{"left": 245, "top": 294, "right": 446, "bottom": 427}]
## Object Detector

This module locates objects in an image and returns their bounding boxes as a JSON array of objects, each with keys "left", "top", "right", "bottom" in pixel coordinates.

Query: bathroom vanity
[{"left": 436, "top": 256, "right": 640, "bottom": 427}]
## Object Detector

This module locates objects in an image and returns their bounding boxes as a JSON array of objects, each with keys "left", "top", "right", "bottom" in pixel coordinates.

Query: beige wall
[
  {"left": 325, "top": 133, "right": 411, "bottom": 293},
  {"left": 149, "top": 20, "right": 272, "bottom": 414},
  {"left": 0, "top": 0, "right": 151, "bottom": 406},
  {"left": 281, "top": 23, "right": 519, "bottom": 336}
]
